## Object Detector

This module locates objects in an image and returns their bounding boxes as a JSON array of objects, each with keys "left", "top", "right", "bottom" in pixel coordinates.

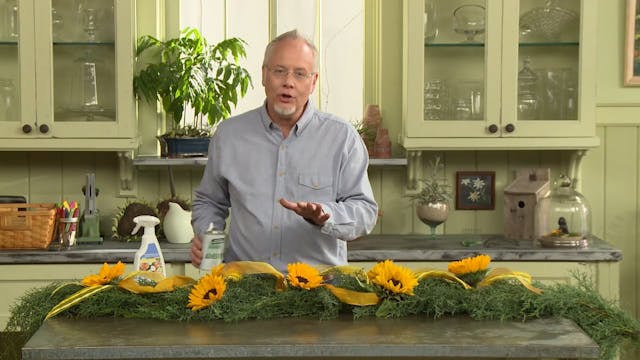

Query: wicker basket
[{"left": 0, "top": 203, "right": 57, "bottom": 249}]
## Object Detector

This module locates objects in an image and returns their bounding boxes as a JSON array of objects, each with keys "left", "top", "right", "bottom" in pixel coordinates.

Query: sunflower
[
  {"left": 447, "top": 254, "right": 491, "bottom": 275},
  {"left": 448, "top": 254, "right": 491, "bottom": 287},
  {"left": 287, "top": 262, "right": 324, "bottom": 290},
  {"left": 81, "top": 261, "right": 126, "bottom": 286},
  {"left": 187, "top": 273, "right": 227, "bottom": 311},
  {"left": 367, "top": 260, "right": 418, "bottom": 296}
]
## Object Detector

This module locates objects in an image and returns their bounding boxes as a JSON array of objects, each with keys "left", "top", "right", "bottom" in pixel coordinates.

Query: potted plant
[
  {"left": 405, "top": 156, "right": 452, "bottom": 238},
  {"left": 133, "top": 27, "right": 252, "bottom": 157}
]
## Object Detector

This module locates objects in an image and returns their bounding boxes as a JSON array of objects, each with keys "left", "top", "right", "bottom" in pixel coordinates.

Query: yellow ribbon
[
  {"left": 477, "top": 268, "right": 543, "bottom": 294},
  {"left": 415, "top": 269, "right": 473, "bottom": 289},
  {"left": 118, "top": 272, "right": 196, "bottom": 294},
  {"left": 46, "top": 284, "right": 114, "bottom": 320},
  {"left": 220, "top": 261, "right": 287, "bottom": 290},
  {"left": 323, "top": 284, "right": 379, "bottom": 305}
]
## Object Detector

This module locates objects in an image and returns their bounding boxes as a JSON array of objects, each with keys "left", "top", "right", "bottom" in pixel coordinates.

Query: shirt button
[
  {"left": 280, "top": 144, "right": 286, "bottom": 150},
  {"left": 278, "top": 171, "right": 285, "bottom": 177},
  {"left": 273, "top": 225, "right": 279, "bottom": 230}
]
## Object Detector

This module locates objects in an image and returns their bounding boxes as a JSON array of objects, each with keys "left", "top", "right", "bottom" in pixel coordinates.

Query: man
[{"left": 190, "top": 29, "right": 378, "bottom": 272}]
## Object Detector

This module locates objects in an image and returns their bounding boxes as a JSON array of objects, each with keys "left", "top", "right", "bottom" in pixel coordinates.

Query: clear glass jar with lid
[{"left": 536, "top": 174, "right": 591, "bottom": 247}]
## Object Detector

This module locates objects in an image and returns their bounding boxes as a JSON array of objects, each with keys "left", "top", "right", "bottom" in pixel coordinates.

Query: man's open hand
[{"left": 279, "top": 198, "right": 330, "bottom": 225}]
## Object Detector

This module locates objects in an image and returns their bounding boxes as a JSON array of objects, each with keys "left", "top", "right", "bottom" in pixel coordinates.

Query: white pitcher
[{"left": 163, "top": 202, "right": 194, "bottom": 244}]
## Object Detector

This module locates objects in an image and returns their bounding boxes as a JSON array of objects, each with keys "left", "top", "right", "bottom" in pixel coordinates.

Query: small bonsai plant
[
  {"left": 133, "top": 27, "right": 253, "bottom": 138},
  {"left": 406, "top": 155, "right": 452, "bottom": 205}
]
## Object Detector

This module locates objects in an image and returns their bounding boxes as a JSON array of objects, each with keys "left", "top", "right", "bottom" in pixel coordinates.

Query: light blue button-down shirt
[{"left": 192, "top": 101, "right": 378, "bottom": 272}]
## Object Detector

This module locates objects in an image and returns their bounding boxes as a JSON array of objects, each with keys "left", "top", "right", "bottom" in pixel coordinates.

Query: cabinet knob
[
  {"left": 22, "top": 124, "right": 32, "bottom": 134},
  {"left": 504, "top": 123, "right": 515, "bottom": 133},
  {"left": 39, "top": 124, "right": 50, "bottom": 134},
  {"left": 488, "top": 124, "right": 498, "bottom": 134}
]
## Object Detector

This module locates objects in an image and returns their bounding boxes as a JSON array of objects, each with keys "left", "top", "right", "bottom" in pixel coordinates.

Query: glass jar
[
  {"left": 536, "top": 175, "right": 591, "bottom": 247},
  {"left": 517, "top": 57, "right": 539, "bottom": 120},
  {"left": 424, "top": 79, "right": 448, "bottom": 120},
  {"left": 0, "top": 78, "right": 17, "bottom": 122}
]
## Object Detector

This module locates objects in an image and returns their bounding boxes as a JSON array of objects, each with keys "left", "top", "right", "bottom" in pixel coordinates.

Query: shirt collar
[{"left": 260, "top": 99, "right": 316, "bottom": 136}]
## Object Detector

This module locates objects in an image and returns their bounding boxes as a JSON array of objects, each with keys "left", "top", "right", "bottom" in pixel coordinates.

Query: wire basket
[
  {"left": 0, "top": 203, "right": 57, "bottom": 249},
  {"left": 520, "top": 0, "right": 578, "bottom": 40}
]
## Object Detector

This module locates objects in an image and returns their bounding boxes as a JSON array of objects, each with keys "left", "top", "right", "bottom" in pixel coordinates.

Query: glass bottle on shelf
[
  {"left": 51, "top": 7, "right": 64, "bottom": 42},
  {"left": 424, "top": 0, "right": 438, "bottom": 44},
  {"left": 0, "top": 78, "right": 17, "bottom": 122},
  {"left": 59, "top": 49, "right": 110, "bottom": 121},
  {"left": 3, "top": 0, "right": 19, "bottom": 40},
  {"left": 517, "top": 57, "right": 539, "bottom": 120}
]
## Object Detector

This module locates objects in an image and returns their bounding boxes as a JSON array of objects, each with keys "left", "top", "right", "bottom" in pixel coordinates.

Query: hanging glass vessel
[{"left": 536, "top": 174, "right": 591, "bottom": 248}]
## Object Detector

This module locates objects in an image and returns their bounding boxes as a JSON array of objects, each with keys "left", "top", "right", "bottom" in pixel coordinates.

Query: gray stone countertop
[
  {"left": 22, "top": 316, "right": 599, "bottom": 359},
  {"left": 0, "top": 234, "right": 621, "bottom": 265}
]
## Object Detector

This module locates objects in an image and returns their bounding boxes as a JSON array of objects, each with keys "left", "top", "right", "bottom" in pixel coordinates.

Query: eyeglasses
[{"left": 267, "top": 66, "right": 316, "bottom": 81}]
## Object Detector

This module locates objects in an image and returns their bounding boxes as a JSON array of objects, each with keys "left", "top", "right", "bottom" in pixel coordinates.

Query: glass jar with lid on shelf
[{"left": 535, "top": 174, "right": 591, "bottom": 248}]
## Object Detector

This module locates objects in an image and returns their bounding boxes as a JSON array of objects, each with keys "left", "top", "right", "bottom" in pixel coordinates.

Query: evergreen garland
[{"left": 3, "top": 273, "right": 639, "bottom": 360}]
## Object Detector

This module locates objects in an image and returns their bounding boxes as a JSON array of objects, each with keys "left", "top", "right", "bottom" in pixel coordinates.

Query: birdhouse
[{"left": 503, "top": 168, "right": 550, "bottom": 241}]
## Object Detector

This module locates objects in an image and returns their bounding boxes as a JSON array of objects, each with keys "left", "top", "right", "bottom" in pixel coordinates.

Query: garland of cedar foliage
[{"left": 4, "top": 256, "right": 640, "bottom": 360}]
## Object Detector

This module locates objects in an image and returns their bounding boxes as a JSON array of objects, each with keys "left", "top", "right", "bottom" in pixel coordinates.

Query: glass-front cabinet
[
  {"left": 402, "top": 0, "right": 598, "bottom": 150},
  {"left": 0, "top": 0, "right": 136, "bottom": 150}
]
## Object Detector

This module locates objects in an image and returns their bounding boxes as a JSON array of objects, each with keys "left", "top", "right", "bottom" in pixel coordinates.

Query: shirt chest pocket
[{"left": 296, "top": 174, "right": 334, "bottom": 202}]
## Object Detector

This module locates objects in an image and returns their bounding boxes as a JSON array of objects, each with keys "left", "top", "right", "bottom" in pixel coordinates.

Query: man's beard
[{"left": 273, "top": 103, "right": 296, "bottom": 118}]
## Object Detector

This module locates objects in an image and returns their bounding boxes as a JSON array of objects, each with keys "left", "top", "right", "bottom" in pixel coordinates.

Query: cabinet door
[
  {"left": 0, "top": 0, "right": 136, "bottom": 148},
  {"left": 0, "top": 0, "right": 37, "bottom": 138},
  {"left": 402, "top": 0, "right": 597, "bottom": 150},
  {"left": 404, "top": 0, "right": 500, "bottom": 140},
  {"left": 36, "top": 0, "right": 136, "bottom": 139},
  {"left": 501, "top": 0, "right": 596, "bottom": 138}
]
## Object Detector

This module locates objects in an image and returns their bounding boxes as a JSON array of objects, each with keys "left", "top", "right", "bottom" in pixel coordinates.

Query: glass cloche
[{"left": 536, "top": 174, "right": 591, "bottom": 248}]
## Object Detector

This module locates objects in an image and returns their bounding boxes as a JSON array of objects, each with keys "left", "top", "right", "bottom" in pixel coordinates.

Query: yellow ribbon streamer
[
  {"left": 220, "top": 261, "right": 287, "bottom": 290},
  {"left": 118, "top": 273, "right": 195, "bottom": 294},
  {"left": 477, "top": 268, "right": 543, "bottom": 294},
  {"left": 46, "top": 284, "right": 113, "bottom": 320},
  {"left": 323, "top": 284, "right": 380, "bottom": 306},
  {"left": 415, "top": 269, "right": 472, "bottom": 289}
]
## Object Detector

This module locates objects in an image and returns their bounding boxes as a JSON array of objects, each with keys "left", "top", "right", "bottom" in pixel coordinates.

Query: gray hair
[{"left": 262, "top": 29, "right": 318, "bottom": 70}]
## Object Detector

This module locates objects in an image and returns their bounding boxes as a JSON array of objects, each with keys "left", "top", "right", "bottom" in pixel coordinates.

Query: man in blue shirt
[{"left": 190, "top": 30, "right": 378, "bottom": 272}]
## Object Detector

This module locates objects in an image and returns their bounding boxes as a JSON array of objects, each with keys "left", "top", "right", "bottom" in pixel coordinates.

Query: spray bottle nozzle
[{"left": 132, "top": 215, "right": 161, "bottom": 235}]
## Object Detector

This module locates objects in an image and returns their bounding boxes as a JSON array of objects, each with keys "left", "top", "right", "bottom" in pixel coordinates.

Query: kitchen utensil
[{"left": 78, "top": 173, "right": 102, "bottom": 244}]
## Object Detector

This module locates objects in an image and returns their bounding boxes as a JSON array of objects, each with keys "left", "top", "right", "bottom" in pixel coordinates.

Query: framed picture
[
  {"left": 456, "top": 171, "right": 495, "bottom": 210},
  {"left": 625, "top": 0, "right": 640, "bottom": 85}
]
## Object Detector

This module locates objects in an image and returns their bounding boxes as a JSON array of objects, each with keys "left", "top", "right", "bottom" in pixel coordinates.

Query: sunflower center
[
  {"left": 296, "top": 276, "right": 309, "bottom": 284},
  {"left": 391, "top": 278, "right": 402, "bottom": 287},
  {"left": 206, "top": 288, "right": 218, "bottom": 298}
]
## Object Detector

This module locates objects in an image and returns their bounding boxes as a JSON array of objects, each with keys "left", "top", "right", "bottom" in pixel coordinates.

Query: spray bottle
[{"left": 131, "top": 215, "right": 166, "bottom": 277}]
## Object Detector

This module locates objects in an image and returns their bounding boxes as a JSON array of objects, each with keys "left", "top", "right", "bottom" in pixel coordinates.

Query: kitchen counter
[
  {"left": 0, "top": 234, "right": 622, "bottom": 264},
  {"left": 22, "top": 316, "right": 599, "bottom": 359}
]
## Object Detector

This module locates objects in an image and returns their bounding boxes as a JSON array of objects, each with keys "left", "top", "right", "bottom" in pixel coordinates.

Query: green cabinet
[
  {"left": 402, "top": 0, "right": 599, "bottom": 150},
  {"left": 0, "top": 0, "right": 136, "bottom": 150}
]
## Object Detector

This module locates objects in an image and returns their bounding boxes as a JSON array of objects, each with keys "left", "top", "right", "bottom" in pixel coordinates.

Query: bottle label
[
  {"left": 138, "top": 243, "right": 163, "bottom": 274},
  {"left": 200, "top": 231, "right": 225, "bottom": 271}
]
